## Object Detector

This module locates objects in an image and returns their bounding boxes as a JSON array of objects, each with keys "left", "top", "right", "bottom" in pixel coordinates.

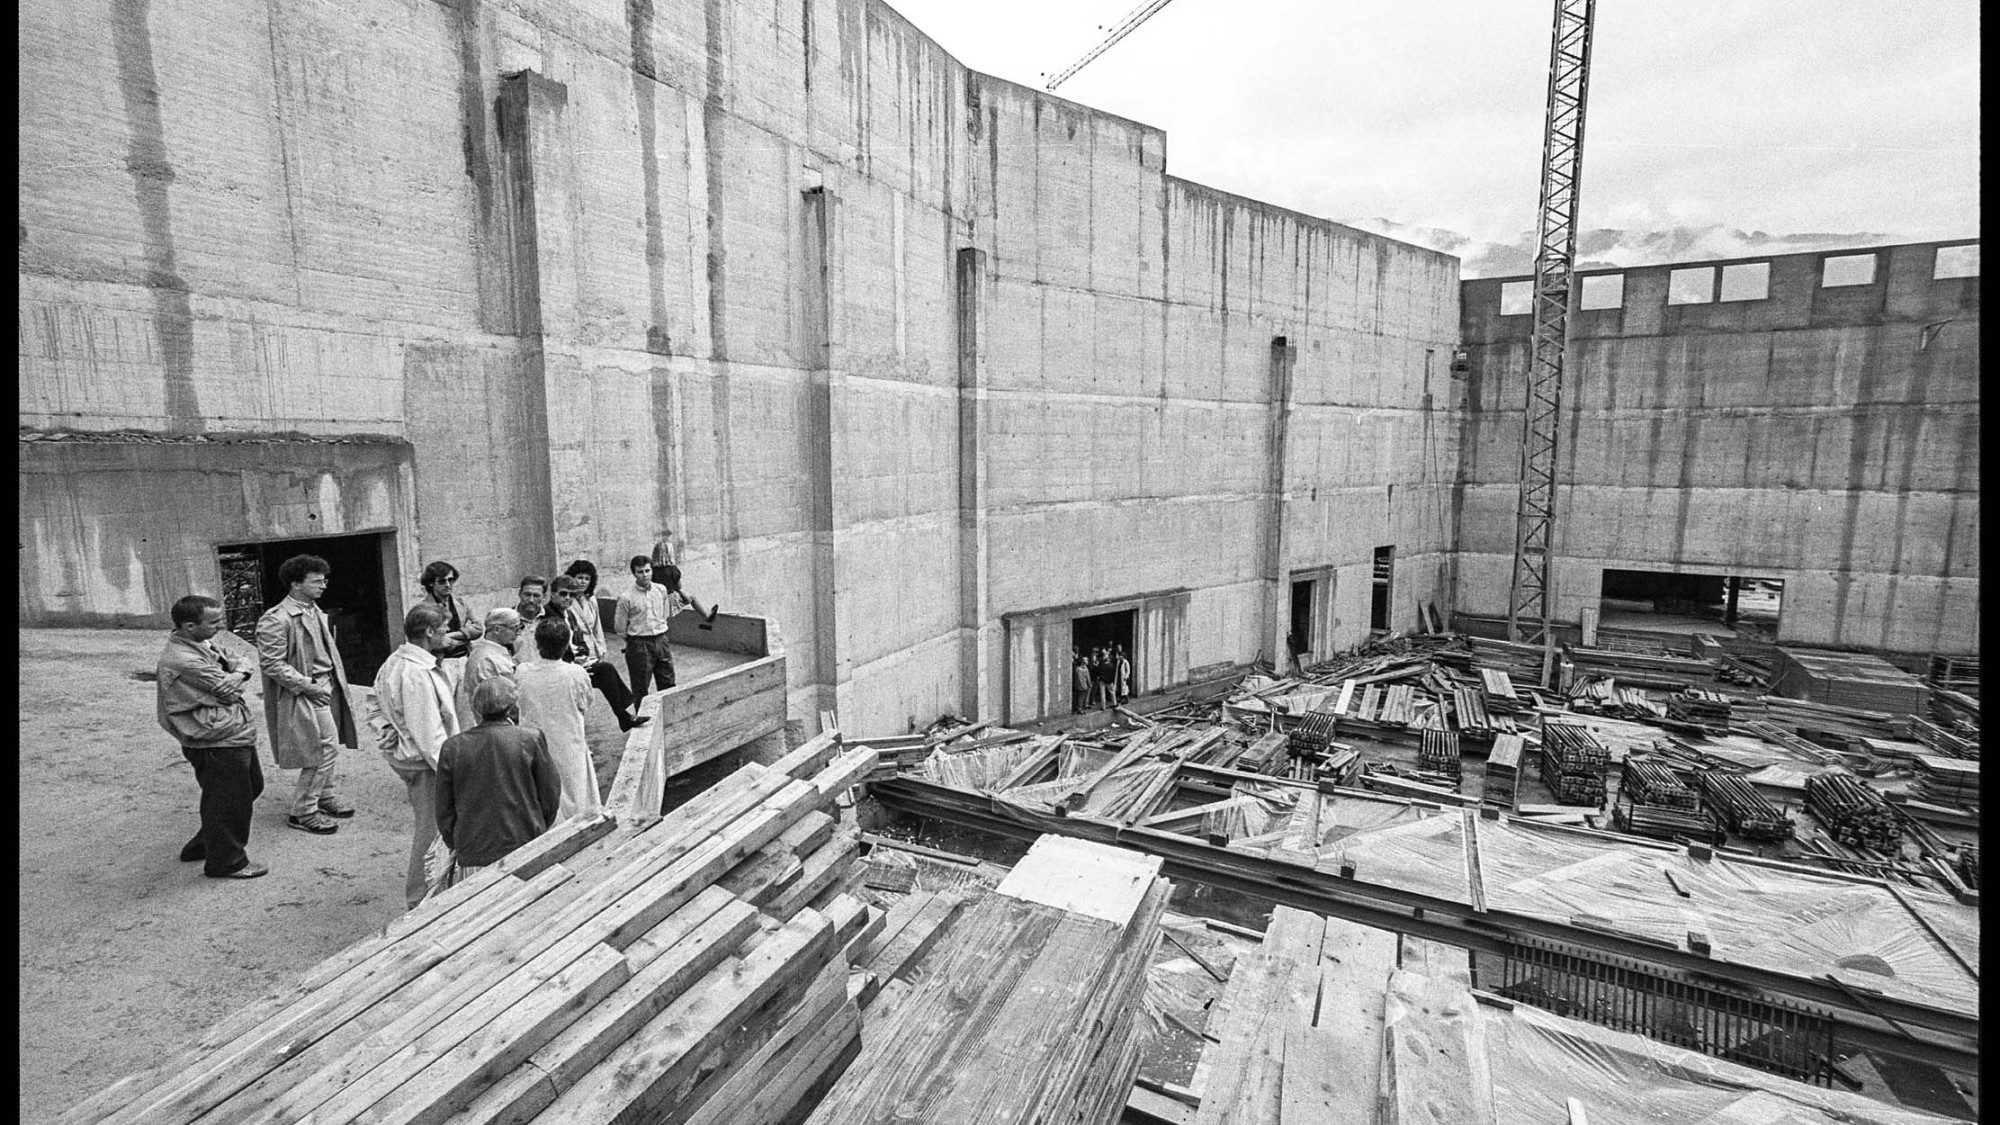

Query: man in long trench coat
[{"left": 256, "top": 554, "right": 359, "bottom": 834}]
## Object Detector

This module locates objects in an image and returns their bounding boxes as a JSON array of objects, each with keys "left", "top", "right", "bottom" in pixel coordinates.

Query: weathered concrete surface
[
  {"left": 18, "top": 0, "right": 1459, "bottom": 731},
  {"left": 1458, "top": 241, "right": 1979, "bottom": 654}
]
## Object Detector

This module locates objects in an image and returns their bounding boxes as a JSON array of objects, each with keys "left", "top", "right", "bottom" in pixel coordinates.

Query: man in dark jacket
[
  {"left": 156, "top": 594, "right": 268, "bottom": 879},
  {"left": 435, "top": 677, "right": 563, "bottom": 885}
]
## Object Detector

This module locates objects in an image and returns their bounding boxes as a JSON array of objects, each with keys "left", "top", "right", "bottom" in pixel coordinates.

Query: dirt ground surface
[{"left": 17, "top": 626, "right": 641, "bottom": 1123}]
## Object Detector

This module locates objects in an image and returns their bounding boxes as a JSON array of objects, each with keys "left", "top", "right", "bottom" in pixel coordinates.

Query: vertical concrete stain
[
  {"left": 703, "top": 0, "right": 730, "bottom": 360},
  {"left": 111, "top": 0, "right": 202, "bottom": 434},
  {"left": 627, "top": 0, "right": 674, "bottom": 355}
]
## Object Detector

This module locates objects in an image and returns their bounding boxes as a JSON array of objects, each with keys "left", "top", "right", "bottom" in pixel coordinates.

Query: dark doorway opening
[
  {"left": 1289, "top": 579, "right": 1315, "bottom": 657},
  {"left": 1072, "top": 608, "right": 1138, "bottom": 696},
  {"left": 1597, "top": 569, "right": 1783, "bottom": 641},
  {"left": 217, "top": 531, "right": 397, "bottom": 685},
  {"left": 1370, "top": 546, "right": 1395, "bottom": 631}
]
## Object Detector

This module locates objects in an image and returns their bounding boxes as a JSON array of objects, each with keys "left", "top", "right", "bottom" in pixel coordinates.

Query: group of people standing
[
  {"left": 154, "top": 549, "right": 710, "bottom": 910},
  {"left": 1070, "top": 644, "right": 1133, "bottom": 713}
]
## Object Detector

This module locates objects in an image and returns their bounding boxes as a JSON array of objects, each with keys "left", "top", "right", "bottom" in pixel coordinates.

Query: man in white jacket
[{"left": 370, "top": 603, "right": 461, "bottom": 909}]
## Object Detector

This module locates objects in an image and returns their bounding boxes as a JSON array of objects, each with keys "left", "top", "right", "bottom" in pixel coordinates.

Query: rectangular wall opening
[
  {"left": 1370, "top": 546, "right": 1395, "bottom": 632},
  {"left": 1597, "top": 568, "right": 1783, "bottom": 642},
  {"left": 1071, "top": 608, "right": 1137, "bottom": 696},
  {"left": 1289, "top": 578, "right": 1315, "bottom": 661},
  {"left": 217, "top": 531, "right": 397, "bottom": 685}
]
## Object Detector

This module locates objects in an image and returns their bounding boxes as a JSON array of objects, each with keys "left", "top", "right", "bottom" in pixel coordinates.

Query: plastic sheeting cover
[{"left": 1488, "top": 997, "right": 1961, "bottom": 1125}]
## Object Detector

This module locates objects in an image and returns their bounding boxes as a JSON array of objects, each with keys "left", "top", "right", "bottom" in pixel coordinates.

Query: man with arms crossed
[
  {"left": 158, "top": 594, "right": 268, "bottom": 879},
  {"left": 436, "top": 677, "right": 562, "bottom": 886},
  {"left": 371, "top": 604, "right": 461, "bottom": 909},
  {"left": 256, "top": 554, "right": 358, "bottom": 835}
]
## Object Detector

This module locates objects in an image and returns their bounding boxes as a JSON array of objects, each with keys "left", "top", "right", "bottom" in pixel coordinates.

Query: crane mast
[{"left": 1508, "top": 0, "right": 1596, "bottom": 650}]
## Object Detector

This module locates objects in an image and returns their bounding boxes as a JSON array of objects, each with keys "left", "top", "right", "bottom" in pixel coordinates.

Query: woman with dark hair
[
  {"left": 419, "top": 560, "right": 482, "bottom": 690},
  {"left": 550, "top": 560, "right": 646, "bottom": 732}
]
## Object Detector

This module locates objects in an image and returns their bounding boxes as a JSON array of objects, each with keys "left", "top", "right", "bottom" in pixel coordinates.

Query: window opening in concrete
[
  {"left": 1289, "top": 578, "right": 1315, "bottom": 660},
  {"left": 1370, "top": 546, "right": 1395, "bottom": 632},
  {"left": 1578, "top": 273, "right": 1623, "bottom": 310},
  {"left": 1667, "top": 267, "right": 1715, "bottom": 305},
  {"left": 1719, "top": 261, "right": 1770, "bottom": 302},
  {"left": 1071, "top": 608, "right": 1137, "bottom": 697},
  {"left": 1933, "top": 243, "right": 1980, "bottom": 279},
  {"left": 1498, "top": 280, "right": 1533, "bottom": 315},
  {"left": 216, "top": 531, "right": 396, "bottom": 685},
  {"left": 1597, "top": 568, "right": 1783, "bottom": 645},
  {"left": 1820, "top": 253, "right": 1877, "bottom": 287}
]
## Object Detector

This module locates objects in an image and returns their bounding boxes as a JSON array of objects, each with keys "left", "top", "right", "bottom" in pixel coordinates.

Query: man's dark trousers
[
  {"left": 181, "top": 743, "right": 265, "bottom": 876},
  {"left": 583, "top": 660, "right": 637, "bottom": 718},
  {"left": 624, "top": 633, "right": 675, "bottom": 707}
]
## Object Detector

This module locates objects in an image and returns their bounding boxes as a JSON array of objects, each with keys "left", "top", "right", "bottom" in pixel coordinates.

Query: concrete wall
[
  {"left": 18, "top": 0, "right": 1460, "bottom": 731},
  {"left": 1457, "top": 240, "right": 1980, "bottom": 655}
]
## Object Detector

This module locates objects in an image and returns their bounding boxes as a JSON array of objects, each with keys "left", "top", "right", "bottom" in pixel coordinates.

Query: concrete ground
[{"left": 15, "top": 626, "right": 725, "bottom": 1122}]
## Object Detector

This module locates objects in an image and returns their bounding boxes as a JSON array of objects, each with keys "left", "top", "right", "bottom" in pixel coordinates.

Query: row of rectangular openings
[{"left": 1496, "top": 243, "right": 1978, "bottom": 313}]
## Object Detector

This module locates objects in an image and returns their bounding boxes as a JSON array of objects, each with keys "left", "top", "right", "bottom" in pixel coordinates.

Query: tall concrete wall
[
  {"left": 18, "top": 0, "right": 1460, "bottom": 728},
  {"left": 1457, "top": 241, "right": 1980, "bottom": 655}
]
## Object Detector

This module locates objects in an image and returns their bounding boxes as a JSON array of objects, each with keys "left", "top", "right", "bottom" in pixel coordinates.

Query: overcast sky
[{"left": 883, "top": 0, "right": 1980, "bottom": 250}]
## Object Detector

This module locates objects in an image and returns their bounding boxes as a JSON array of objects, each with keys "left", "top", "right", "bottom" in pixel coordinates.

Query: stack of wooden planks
[
  {"left": 1191, "top": 908, "right": 1486, "bottom": 1125},
  {"left": 64, "top": 735, "right": 879, "bottom": 1125},
  {"left": 1770, "top": 647, "right": 1931, "bottom": 715},
  {"left": 806, "top": 836, "right": 1168, "bottom": 1125},
  {"left": 1910, "top": 753, "right": 1980, "bottom": 808},
  {"left": 1908, "top": 715, "right": 1978, "bottom": 761},
  {"left": 1482, "top": 734, "right": 1523, "bottom": 810}
]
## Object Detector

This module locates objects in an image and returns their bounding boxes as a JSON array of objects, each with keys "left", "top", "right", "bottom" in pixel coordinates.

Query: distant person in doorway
[
  {"left": 1072, "top": 650, "right": 1091, "bottom": 714},
  {"left": 436, "top": 677, "right": 562, "bottom": 887},
  {"left": 419, "top": 560, "right": 482, "bottom": 691},
  {"left": 546, "top": 573, "right": 647, "bottom": 732},
  {"left": 256, "top": 554, "right": 358, "bottom": 836},
  {"left": 515, "top": 615, "right": 603, "bottom": 822},
  {"left": 513, "top": 575, "right": 550, "bottom": 662},
  {"left": 1115, "top": 644, "right": 1132, "bottom": 704},
  {"left": 370, "top": 604, "right": 461, "bottom": 910},
  {"left": 158, "top": 595, "right": 268, "bottom": 879},
  {"left": 1092, "top": 646, "right": 1116, "bottom": 710},
  {"left": 454, "top": 607, "right": 521, "bottom": 731}
]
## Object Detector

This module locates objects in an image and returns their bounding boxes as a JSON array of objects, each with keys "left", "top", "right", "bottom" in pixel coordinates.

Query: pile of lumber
[
  {"left": 806, "top": 836, "right": 1168, "bottom": 1124},
  {"left": 1619, "top": 756, "right": 1699, "bottom": 811},
  {"left": 65, "top": 736, "right": 878, "bottom": 1125},
  {"left": 1419, "top": 728, "right": 1463, "bottom": 783},
  {"left": 1954, "top": 847, "right": 1979, "bottom": 892},
  {"left": 1771, "top": 647, "right": 1930, "bottom": 715},
  {"left": 1286, "top": 711, "right": 1340, "bottom": 757},
  {"left": 1751, "top": 695, "right": 1913, "bottom": 741},
  {"left": 1665, "top": 688, "right": 1733, "bottom": 729},
  {"left": 1540, "top": 719, "right": 1610, "bottom": 808},
  {"left": 1698, "top": 772, "right": 1795, "bottom": 841},
  {"left": 1910, "top": 753, "right": 1980, "bottom": 807},
  {"left": 1612, "top": 798, "right": 1717, "bottom": 843},
  {"left": 1908, "top": 715, "right": 1978, "bottom": 760},
  {"left": 1569, "top": 645, "right": 1718, "bottom": 690},
  {"left": 1483, "top": 734, "right": 1523, "bottom": 810},
  {"left": 1190, "top": 908, "right": 1485, "bottom": 1125},
  {"left": 1804, "top": 771, "right": 1900, "bottom": 851}
]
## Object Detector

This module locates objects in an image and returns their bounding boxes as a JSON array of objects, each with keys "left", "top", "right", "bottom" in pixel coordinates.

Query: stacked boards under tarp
[
  {"left": 1190, "top": 909, "right": 1966, "bottom": 1125},
  {"left": 808, "top": 835, "right": 1170, "bottom": 1125}
]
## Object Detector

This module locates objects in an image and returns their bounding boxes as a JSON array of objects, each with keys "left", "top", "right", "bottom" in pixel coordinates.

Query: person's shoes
[
  {"left": 207, "top": 861, "right": 270, "bottom": 880},
  {"left": 318, "top": 796, "right": 356, "bottom": 819},
  {"left": 617, "top": 714, "right": 633, "bottom": 732},
  {"left": 179, "top": 839, "right": 206, "bottom": 863},
  {"left": 629, "top": 714, "right": 652, "bottom": 728},
  {"left": 287, "top": 812, "right": 340, "bottom": 835}
]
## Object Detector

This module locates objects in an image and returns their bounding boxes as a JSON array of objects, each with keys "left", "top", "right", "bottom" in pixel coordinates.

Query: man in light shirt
[
  {"left": 255, "top": 554, "right": 358, "bottom": 835},
  {"left": 612, "top": 555, "right": 707, "bottom": 708},
  {"left": 369, "top": 603, "right": 460, "bottom": 910},
  {"left": 453, "top": 607, "right": 521, "bottom": 730}
]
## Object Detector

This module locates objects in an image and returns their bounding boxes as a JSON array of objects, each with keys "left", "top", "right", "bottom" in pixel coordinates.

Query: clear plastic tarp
[{"left": 1489, "top": 997, "right": 1963, "bottom": 1125}]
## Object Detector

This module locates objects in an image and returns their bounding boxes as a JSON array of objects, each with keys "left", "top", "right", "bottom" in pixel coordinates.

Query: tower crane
[{"left": 1508, "top": 0, "right": 1596, "bottom": 651}]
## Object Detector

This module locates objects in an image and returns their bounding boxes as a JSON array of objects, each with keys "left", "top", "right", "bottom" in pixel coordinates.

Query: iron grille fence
[{"left": 1478, "top": 939, "right": 1835, "bottom": 1087}]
